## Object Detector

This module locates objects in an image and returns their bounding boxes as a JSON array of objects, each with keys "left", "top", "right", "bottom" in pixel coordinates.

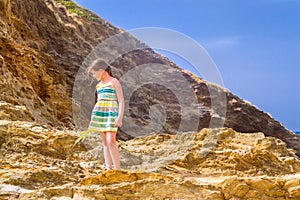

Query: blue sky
[{"left": 73, "top": 0, "right": 300, "bottom": 131}]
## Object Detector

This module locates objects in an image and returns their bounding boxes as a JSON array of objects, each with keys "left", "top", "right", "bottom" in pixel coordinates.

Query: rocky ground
[{"left": 1, "top": 103, "right": 300, "bottom": 200}]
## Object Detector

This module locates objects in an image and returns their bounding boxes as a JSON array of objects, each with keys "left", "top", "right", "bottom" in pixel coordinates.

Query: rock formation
[
  {"left": 0, "top": 116, "right": 300, "bottom": 199},
  {"left": 0, "top": 0, "right": 299, "bottom": 154},
  {"left": 1, "top": 0, "right": 300, "bottom": 199}
]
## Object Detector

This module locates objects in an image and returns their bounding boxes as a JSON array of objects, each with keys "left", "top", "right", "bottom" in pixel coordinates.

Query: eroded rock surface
[{"left": 1, "top": 110, "right": 300, "bottom": 199}]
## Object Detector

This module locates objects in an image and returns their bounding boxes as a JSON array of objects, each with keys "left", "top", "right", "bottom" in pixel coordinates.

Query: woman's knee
[
  {"left": 100, "top": 132, "right": 109, "bottom": 146},
  {"left": 106, "top": 132, "right": 117, "bottom": 146}
]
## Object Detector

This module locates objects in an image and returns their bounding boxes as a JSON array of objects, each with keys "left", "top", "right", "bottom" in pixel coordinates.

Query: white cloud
[{"left": 202, "top": 36, "right": 240, "bottom": 49}]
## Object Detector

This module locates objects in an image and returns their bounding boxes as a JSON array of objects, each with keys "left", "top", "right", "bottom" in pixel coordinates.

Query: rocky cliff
[
  {"left": 1, "top": 0, "right": 299, "bottom": 154},
  {"left": 1, "top": 0, "right": 300, "bottom": 199}
]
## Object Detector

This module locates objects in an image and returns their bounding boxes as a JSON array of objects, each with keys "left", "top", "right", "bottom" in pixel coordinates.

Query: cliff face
[
  {"left": 0, "top": 0, "right": 121, "bottom": 127},
  {"left": 0, "top": 0, "right": 299, "bottom": 146},
  {"left": 1, "top": 0, "right": 299, "bottom": 155}
]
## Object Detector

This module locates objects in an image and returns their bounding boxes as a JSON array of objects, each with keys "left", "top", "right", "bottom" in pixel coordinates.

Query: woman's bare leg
[
  {"left": 105, "top": 132, "right": 120, "bottom": 169},
  {"left": 100, "top": 132, "right": 113, "bottom": 170}
]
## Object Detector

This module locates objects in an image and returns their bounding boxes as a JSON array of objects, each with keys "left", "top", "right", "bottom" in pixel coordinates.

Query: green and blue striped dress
[{"left": 89, "top": 81, "right": 119, "bottom": 132}]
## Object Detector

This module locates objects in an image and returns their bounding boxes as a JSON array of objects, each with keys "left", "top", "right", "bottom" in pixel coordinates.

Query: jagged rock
[
  {"left": 0, "top": 101, "right": 34, "bottom": 122},
  {"left": 1, "top": 117, "right": 300, "bottom": 199}
]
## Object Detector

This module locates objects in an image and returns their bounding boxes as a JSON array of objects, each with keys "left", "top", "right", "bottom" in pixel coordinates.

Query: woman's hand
[{"left": 114, "top": 117, "right": 123, "bottom": 127}]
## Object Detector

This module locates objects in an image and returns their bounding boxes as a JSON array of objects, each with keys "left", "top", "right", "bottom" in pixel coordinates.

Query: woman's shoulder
[{"left": 111, "top": 77, "right": 120, "bottom": 87}]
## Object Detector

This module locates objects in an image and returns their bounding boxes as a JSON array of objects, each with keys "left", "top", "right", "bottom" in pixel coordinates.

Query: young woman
[{"left": 88, "top": 59, "right": 124, "bottom": 170}]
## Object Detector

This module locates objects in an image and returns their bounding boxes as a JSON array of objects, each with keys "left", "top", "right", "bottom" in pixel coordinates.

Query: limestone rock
[{"left": 1, "top": 117, "right": 300, "bottom": 199}]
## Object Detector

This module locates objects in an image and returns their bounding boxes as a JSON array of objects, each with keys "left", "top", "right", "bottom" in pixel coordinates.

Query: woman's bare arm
[{"left": 114, "top": 79, "right": 124, "bottom": 127}]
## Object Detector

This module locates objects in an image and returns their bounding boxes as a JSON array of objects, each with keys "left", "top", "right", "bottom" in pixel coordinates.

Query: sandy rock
[{"left": 1, "top": 118, "right": 300, "bottom": 199}]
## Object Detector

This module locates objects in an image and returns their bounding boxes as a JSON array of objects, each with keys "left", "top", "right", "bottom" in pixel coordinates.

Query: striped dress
[{"left": 89, "top": 80, "right": 119, "bottom": 132}]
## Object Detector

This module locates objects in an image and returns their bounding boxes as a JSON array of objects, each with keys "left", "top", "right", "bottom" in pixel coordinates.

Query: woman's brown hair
[{"left": 89, "top": 59, "right": 113, "bottom": 77}]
